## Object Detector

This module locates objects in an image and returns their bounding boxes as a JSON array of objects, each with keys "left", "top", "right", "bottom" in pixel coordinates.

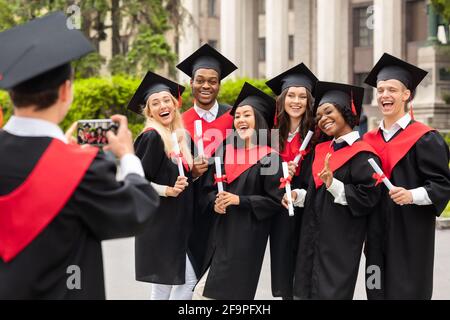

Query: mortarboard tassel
[
  {"left": 0, "top": 105, "right": 3, "bottom": 128},
  {"left": 273, "top": 105, "right": 278, "bottom": 127},
  {"left": 409, "top": 100, "right": 415, "bottom": 120},
  {"left": 350, "top": 91, "right": 357, "bottom": 116}
]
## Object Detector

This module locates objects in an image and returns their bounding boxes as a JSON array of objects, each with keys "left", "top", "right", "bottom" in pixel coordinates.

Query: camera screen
[{"left": 77, "top": 120, "right": 118, "bottom": 146}]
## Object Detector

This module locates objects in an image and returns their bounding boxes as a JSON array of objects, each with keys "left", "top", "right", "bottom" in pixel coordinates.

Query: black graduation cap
[
  {"left": 231, "top": 82, "right": 276, "bottom": 128},
  {"left": 313, "top": 81, "right": 365, "bottom": 119},
  {"left": 266, "top": 63, "right": 318, "bottom": 95},
  {"left": 364, "top": 53, "right": 428, "bottom": 91},
  {"left": 0, "top": 11, "right": 94, "bottom": 90},
  {"left": 176, "top": 43, "right": 238, "bottom": 80},
  {"left": 127, "top": 71, "right": 185, "bottom": 115}
]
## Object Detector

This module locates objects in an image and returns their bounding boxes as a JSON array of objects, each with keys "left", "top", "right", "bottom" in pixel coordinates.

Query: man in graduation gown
[
  {"left": 363, "top": 53, "right": 450, "bottom": 300},
  {"left": 0, "top": 12, "right": 160, "bottom": 299},
  {"left": 176, "top": 44, "right": 238, "bottom": 277}
]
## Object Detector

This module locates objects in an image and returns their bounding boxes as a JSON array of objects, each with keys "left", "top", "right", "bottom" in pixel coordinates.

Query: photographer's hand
[
  {"left": 65, "top": 121, "right": 78, "bottom": 144},
  {"left": 103, "top": 115, "right": 134, "bottom": 159}
]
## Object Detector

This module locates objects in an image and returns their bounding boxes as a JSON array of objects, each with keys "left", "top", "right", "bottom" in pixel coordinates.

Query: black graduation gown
[
  {"left": 185, "top": 104, "right": 233, "bottom": 277},
  {"left": 0, "top": 131, "right": 160, "bottom": 300},
  {"left": 269, "top": 139, "right": 313, "bottom": 298},
  {"left": 134, "top": 129, "right": 195, "bottom": 285},
  {"left": 200, "top": 149, "right": 284, "bottom": 300},
  {"left": 294, "top": 148, "right": 382, "bottom": 300},
  {"left": 365, "top": 129, "right": 450, "bottom": 300}
]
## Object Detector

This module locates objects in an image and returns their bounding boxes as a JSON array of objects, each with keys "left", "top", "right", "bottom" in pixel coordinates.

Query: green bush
[{"left": 1, "top": 76, "right": 271, "bottom": 138}]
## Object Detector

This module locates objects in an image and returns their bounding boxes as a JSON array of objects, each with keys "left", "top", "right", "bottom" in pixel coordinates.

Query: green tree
[{"left": 431, "top": 0, "right": 450, "bottom": 23}]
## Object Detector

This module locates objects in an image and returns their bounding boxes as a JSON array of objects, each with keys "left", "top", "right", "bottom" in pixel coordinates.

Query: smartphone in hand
[{"left": 77, "top": 119, "right": 119, "bottom": 146}]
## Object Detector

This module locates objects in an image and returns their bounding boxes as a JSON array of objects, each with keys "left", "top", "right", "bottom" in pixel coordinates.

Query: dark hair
[
  {"left": 332, "top": 103, "right": 358, "bottom": 129},
  {"left": 9, "top": 64, "right": 72, "bottom": 111},
  {"left": 230, "top": 106, "right": 271, "bottom": 148},
  {"left": 275, "top": 87, "right": 315, "bottom": 152}
]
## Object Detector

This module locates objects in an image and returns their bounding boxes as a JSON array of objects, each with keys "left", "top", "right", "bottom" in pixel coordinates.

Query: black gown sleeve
[
  {"left": 344, "top": 152, "right": 382, "bottom": 217},
  {"left": 134, "top": 130, "right": 166, "bottom": 181},
  {"left": 73, "top": 151, "right": 160, "bottom": 240},
  {"left": 414, "top": 131, "right": 450, "bottom": 216},
  {"left": 239, "top": 153, "right": 284, "bottom": 221}
]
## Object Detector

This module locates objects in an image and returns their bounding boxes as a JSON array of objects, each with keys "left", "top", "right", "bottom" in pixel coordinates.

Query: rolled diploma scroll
[
  {"left": 293, "top": 130, "right": 314, "bottom": 164},
  {"left": 214, "top": 157, "right": 224, "bottom": 193},
  {"left": 282, "top": 162, "right": 295, "bottom": 217},
  {"left": 368, "top": 158, "right": 394, "bottom": 190},
  {"left": 171, "top": 132, "right": 185, "bottom": 177},
  {"left": 194, "top": 120, "right": 204, "bottom": 157}
]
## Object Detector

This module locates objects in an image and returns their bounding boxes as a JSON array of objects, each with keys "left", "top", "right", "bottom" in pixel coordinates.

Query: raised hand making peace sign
[{"left": 318, "top": 153, "right": 333, "bottom": 188}]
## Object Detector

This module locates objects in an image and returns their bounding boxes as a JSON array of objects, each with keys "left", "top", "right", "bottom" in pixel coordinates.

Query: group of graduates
[{"left": 0, "top": 12, "right": 449, "bottom": 300}]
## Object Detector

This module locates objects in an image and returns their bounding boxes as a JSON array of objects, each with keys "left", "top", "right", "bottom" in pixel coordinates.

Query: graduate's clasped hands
[{"left": 214, "top": 192, "right": 240, "bottom": 214}]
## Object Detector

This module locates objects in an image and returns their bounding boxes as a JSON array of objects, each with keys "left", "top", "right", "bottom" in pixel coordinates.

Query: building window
[
  {"left": 354, "top": 73, "right": 373, "bottom": 105},
  {"left": 208, "top": 0, "right": 217, "bottom": 17},
  {"left": 289, "top": 0, "right": 294, "bottom": 11},
  {"left": 288, "top": 35, "right": 294, "bottom": 60},
  {"left": 258, "top": 0, "right": 266, "bottom": 14},
  {"left": 259, "top": 37, "right": 266, "bottom": 62},
  {"left": 208, "top": 39, "right": 218, "bottom": 49},
  {"left": 353, "top": 6, "right": 373, "bottom": 47}
]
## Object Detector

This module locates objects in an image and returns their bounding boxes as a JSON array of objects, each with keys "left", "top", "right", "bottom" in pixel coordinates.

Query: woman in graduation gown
[
  {"left": 265, "top": 63, "right": 318, "bottom": 299},
  {"left": 192, "top": 83, "right": 284, "bottom": 300},
  {"left": 128, "top": 72, "right": 197, "bottom": 300},
  {"left": 287, "top": 82, "right": 382, "bottom": 299}
]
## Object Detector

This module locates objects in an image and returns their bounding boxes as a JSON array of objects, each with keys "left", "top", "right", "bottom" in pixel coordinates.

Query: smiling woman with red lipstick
[
  {"left": 127, "top": 71, "right": 196, "bottom": 300},
  {"left": 286, "top": 81, "right": 382, "bottom": 300},
  {"left": 192, "top": 82, "right": 284, "bottom": 300}
]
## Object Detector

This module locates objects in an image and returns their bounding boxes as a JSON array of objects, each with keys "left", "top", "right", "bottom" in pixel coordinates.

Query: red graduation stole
[
  {"left": 182, "top": 107, "right": 233, "bottom": 158},
  {"left": 364, "top": 122, "right": 434, "bottom": 179},
  {"left": 224, "top": 144, "right": 274, "bottom": 184},
  {"left": 279, "top": 133, "right": 310, "bottom": 176},
  {"left": 0, "top": 139, "right": 98, "bottom": 263},
  {"left": 141, "top": 127, "right": 190, "bottom": 172},
  {"left": 312, "top": 140, "right": 378, "bottom": 189}
]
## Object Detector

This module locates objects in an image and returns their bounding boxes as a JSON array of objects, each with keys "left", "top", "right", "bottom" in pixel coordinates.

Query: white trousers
[
  {"left": 150, "top": 254, "right": 197, "bottom": 300},
  {"left": 192, "top": 268, "right": 213, "bottom": 300}
]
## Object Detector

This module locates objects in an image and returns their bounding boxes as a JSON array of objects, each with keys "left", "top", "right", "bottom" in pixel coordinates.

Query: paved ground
[{"left": 102, "top": 229, "right": 450, "bottom": 300}]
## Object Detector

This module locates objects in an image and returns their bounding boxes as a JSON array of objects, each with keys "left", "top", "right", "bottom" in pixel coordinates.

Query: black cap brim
[
  {"left": 127, "top": 71, "right": 185, "bottom": 115},
  {"left": 313, "top": 81, "right": 364, "bottom": 118},
  {"left": 231, "top": 82, "right": 276, "bottom": 128},
  {"left": 364, "top": 53, "right": 428, "bottom": 91},
  {"left": 176, "top": 43, "right": 237, "bottom": 80},
  {"left": 266, "top": 63, "right": 318, "bottom": 96},
  {"left": 0, "top": 11, "right": 94, "bottom": 89}
]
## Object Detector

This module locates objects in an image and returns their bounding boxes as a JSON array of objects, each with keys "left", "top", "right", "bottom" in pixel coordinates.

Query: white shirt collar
[
  {"left": 194, "top": 100, "right": 219, "bottom": 120},
  {"left": 3, "top": 116, "right": 68, "bottom": 143},
  {"left": 333, "top": 131, "right": 360, "bottom": 146},
  {"left": 379, "top": 113, "right": 411, "bottom": 133}
]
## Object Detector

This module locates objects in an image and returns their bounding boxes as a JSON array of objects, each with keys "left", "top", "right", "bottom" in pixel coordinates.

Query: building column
[
  {"left": 220, "top": 0, "right": 258, "bottom": 79},
  {"left": 178, "top": 0, "right": 200, "bottom": 82},
  {"left": 266, "top": 0, "right": 289, "bottom": 79},
  {"left": 240, "top": 0, "right": 258, "bottom": 78},
  {"left": 316, "top": 0, "right": 350, "bottom": 82},
  {"left": 373, "top": 0, "right": 403, "bottom": 61},
  {"left": 294, "top": 0, "right": 313, "bottom": 68}
]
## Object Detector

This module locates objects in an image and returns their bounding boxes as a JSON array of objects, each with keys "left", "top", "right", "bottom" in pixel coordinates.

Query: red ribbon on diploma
[
  {"left": 214, "top": 174, "right": 227, "bottom": 184},
  {"left": 279, "top": 176, "right": 292, "bottom": 189},
  {"left": 372, "top": 172, "right": 386, "bottom": 186}
]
